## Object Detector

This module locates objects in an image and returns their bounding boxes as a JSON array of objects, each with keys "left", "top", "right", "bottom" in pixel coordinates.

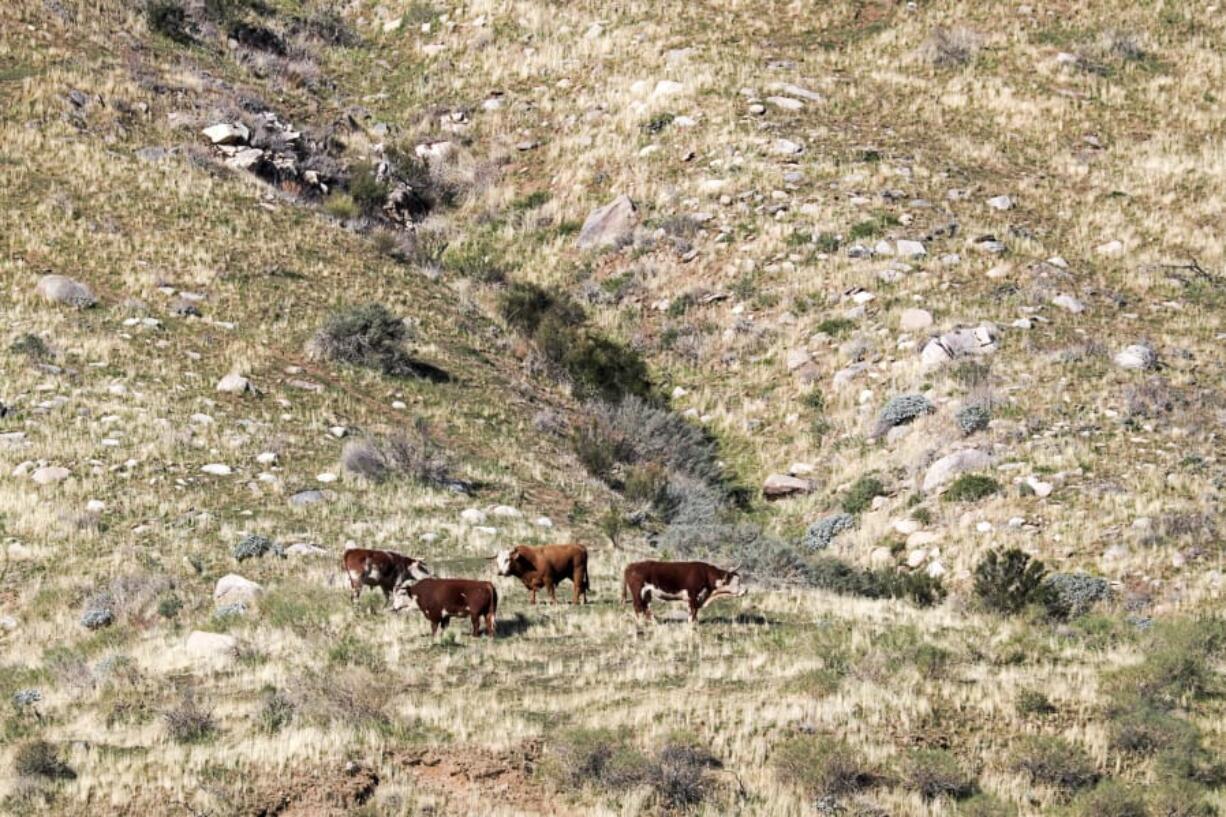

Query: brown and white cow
[
  {"left": 392, "top": 577, "right": 498, "bottom": 639},
  {"left": 342, "top": 548, "right": 431, "bottom": 605},
  {"left": 494, "top": 544, "right": 590, "bottom": 605},
  {"left": 622, "top": 560, "right": 745, "bottom": 623}
]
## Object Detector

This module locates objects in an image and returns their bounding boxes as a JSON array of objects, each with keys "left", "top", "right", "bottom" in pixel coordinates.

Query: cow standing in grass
[
  {"left": 342, "top": 548, "right": 431, "bottom": 605},
  {"left": 622, "top": 560, "right": 745, "bottom": 623},
  {"left": 494, "top": 544, "right": 590, "bottom": 605},
  {"left": 392, "top": 578, "right": 498, "bottom": 639}
]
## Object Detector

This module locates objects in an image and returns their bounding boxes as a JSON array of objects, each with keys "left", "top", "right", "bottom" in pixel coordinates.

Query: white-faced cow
[
  {"left": 494, "top": 544, "right": 590, "bottom": 605},
  {"left": 392, "top": 577, "right": 498, "bottom": 639},
  {"left": 622, "top": 560, "right": 745, "bottom": 623},
  {"left": 342, "top": 548, "right": 431, "bottom": 605}
]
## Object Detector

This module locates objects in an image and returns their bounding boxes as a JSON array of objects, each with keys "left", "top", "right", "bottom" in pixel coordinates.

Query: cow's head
[
  {"left": 712, "top": 566, "right": 746, "bottom": 599},
  {"left": 494, "top": 548, "right": 520, "bottom": 577},
  {"left": 402, "top": 558, "right": 432, "bottom": 582},
  {"left": 390, "top": 560, "right": 431, "bottom": 612}
]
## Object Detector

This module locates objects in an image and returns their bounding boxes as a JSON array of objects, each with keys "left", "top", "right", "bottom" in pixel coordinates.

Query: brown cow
[
  {"left": 494, "top": 544, "right": 590, "bottom": 605},
  {"left": 342, "top": 548, "right": 431, "bottom": 605},
  {"left": 391, "top": 578, "right": 498, "bottom": 639},
  {"left": 622, "top": 560, "right": 745, "bottom": 623}
]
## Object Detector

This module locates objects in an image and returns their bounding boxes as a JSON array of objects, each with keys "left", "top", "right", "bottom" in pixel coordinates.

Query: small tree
[{"left": 973, "top": 548, "right": 1048, "bottom": 614}]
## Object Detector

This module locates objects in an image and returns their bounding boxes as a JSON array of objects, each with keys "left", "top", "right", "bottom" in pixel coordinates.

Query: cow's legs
[
  {"left": 688, "top": 599, "right": 701, "bottom": 624},
  {"left": 529, "top": 587, "right": 537, "bottom": 605},
  {"left": 485, "top": 612, "right": 496, "bottom": 639},
  {"left": 545, "top": 578, "right": 557, "bottom": 605},
  {"left": 470, "top": 614, "right": 482, "bottom": 637},
  {"left": 429, "top": 619, "right": 439, "bottom": 636}
]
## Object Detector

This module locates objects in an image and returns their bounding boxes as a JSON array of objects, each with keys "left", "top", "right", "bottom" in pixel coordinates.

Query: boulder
[
  {"left": 213, "top": 574, "right": 263, "bottom": 606},
  {"left": 1114, "top": 344, "right": 1156, "bottom": 370},
  {"left": 763, "top": 473, "right": 813, "bottom": 500},
  {"left": 289, "top": 490, "right": 327, "bottom": 507},
  {"left": 201, "top": 463, "right": 232, "bottom": 476},
  {"left": 184, "top": 631, "right": 237, "bottom": 663},
  {"left": 215, "top": 373, "right": 252, "bottom": 395},
  {"left": 286, "top": 543, "right": 328, "bottom": 557},
  {"left": 986, "top": 195, "right": 1014, "bottom": 211},
  {"left": 785, "top": 348, "right": 812, "bottom": 371},
  {"left": 202, "top": 123, "right": 249, "bottom": 145},
  {"left": 460, "top": 508, "right": 487, "bottom": 524},
  {"left": 920, "top": 324, "right": 998, "bottom": 369},
  {"left": 766, "top": 95, "right": 803, "bottom": 111},
  {"left": 576, "top": 195, "right": 638, "bottom": 250},
  {"left": 899, "top": 308, "right": 933, "bottom": 332},
  {"left": 491, "top": 505, "right": 523, "bottom": 518},
  {"left": 31, "top": 466, "right": 71, "bottom": 485},
  {"left": 415, "top": 141, "right": 457, "bottom": 164},
  {"left": 770, "top": 139, "right": 804, "bottom": 156},
  {"left": 832, "top": 362, "right": 870, "bottom": 390},
  {"left": 1052, "top": 294, "right": 1085, "bottom": 313},
  {"left": 36, "top": 275, "right": 96, "bottom": 308},
  {"left": 224, "top": 148, "right": 264, "bottom": 171},
  {"left": 922, "top": 449, "right": 993, "bottom": 492},
  {"left": 895, "top": 239, "right": 926, "bottom": 258}
]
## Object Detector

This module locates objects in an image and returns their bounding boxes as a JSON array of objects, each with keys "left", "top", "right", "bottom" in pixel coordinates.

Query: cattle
[
  {"left": 494, "top": 544, "right": 590, "bottom": 605},
  {"left": 622, "top": 560, "right": 745, "bottom": 623},
  {"left": 392, "top": 578, "right": 498, "bottom": 639},
  {"left": 342, "top": 548, "right": 431, "bottom": 605}
]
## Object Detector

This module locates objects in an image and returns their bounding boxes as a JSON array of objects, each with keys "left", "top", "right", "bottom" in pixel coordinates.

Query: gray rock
[
  {"left": 215, "top": 373, "right": 252, "bottom": 395},
  {"left": 213, "top": 574, "right": 263, "bottom": 606},
  {"left": 920, "top": 324, "right": 998, "bottom": 369},
  {"left": 832, "top": 362, "right": 869, "bottom": 389},
  {"left": 289, "top": 489, "right": 327, "bottom": 507},
  {"left": 184, "top": 630, "right": 237, "bottom": 663},
  {"left": 1114, "top": 343, "right": 1156, "bottom": 370},
  {"left": 202, "top": 123, "right": 249, "bottom": 145},
  {"left": 36, "top": 275, "right": 96, "bottom": 308},
  {"left": 896, "top": 239, "right": 926, "bottom": 258},
  {"left": 986, "top": 195, "right": 1014, "bottom": 211},
  {"left": 922, "top": 449, "right": 992, "bottom": 492},
  {"left": 899, "top": 308, "right": 933, "bottom": 331},
  {"left": 1052, "top": 293, "right": 1085, "bottom": 313},
  {"left": 285, "top": 543, "right": 328, "bottom": 557},
  {"left": 577, "top": 195, "right": 638, "bottom": 250},
  {"left": 31, "top": 466, "right": 71, "bottom": 485},
  {"left": 785, "top": 348, "right": 812, "bottom": 371},
  {"left": 763, "top": 473, "right": 813, "bottom": 499},
  {"left": 770, "top": 139, "right": 804, "bottom": 156}
]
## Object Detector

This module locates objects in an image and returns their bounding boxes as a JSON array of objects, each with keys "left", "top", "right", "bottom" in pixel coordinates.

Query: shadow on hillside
[
  {"left": 401, "top": 359, "right": 451, "bottom": 383},
  {"left": 496, "top": 612, "right": 535, "bottom": 638}
]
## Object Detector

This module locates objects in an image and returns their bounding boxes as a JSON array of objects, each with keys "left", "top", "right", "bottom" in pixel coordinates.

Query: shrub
[
  {"left": 164, "top": 692, "right": 217, "bottom": 744},
  {"left": 156, "top": 594, "right": 183, "bottom": 619},
  {"left": 1016, "top": 689, "right": 1056, "bottom": 717},
  {"left": 341, "top": 426, "right": 449, "bottom": 485},
  {"left": 499, "top": 282, "right": 584, "bottom": 335},
  {"left": 322, "top": 191, "right": 359, "bottom": 220},
  {"left": 809, "top": 557, "right": 946, "bottom": 607},
  {"left": 1148, "top": 780, "right": 1217, "bottom": 817},
  {"left": 957, "top": 793, "right": 1017, "bottom": 817},
  {"left": 145, "top": 0, "right": 192, "bottom": 42},
  {"left": 943, "top": 474, "right": 1000, "bottom": 502},
  {"left": 650, "top": 742, "right": 721, "bottom": 809},
  {"left": 441, "top": 233, "right": 505, "bottom": 283},
  {"left": 802, "top": 513, "right": 855, "bottom": 550},
  {"left": 545, "top": 728, "right": 647, "bottom": 790},
  {"left": 1105, "top": 619, "right": 1226, "bottom": 709},
  {"left": 9, "top": 333, "right": 51, "bottom": 362},
  {"left": 1044, "top": 572, "right": 1111, "bottom": 619},
  {"left": 309, "top": 303, "right": 442, "bottom": 379},
  {"left": 815, "top": 317, "right": 855, "bottom": 336},
  {"left": 1109, "top": 705, "right": 1198, "bottom": 755},
  {"left": 842, "top": 475, "right": 886, "bottom": 514},
  {"left": 14, "top": 741, "right": 75, "bottom": 780},
  {"left": 588, "top": 397, "right": 722, "bottom": 487},
  {"left": 1071, "top": 781, "right": 1147, "bottom": 817},
  {"left": 973, "top": 548, "right": 1048, "bottom": 614},
  {"left": 874, "top": 394, "right": 934, "bottom": 436},
  {"left": 80, "top": 606, "right": 114, "bottom": 630},
  {"left": 562, "top": 332, "right": 652, "bottom": 403},
  {"left": 347, "top": 162, "right": 390, "bottom": 217},
  {"left": 924, "top": 27, "right": 982, "bottom": 66},
  {"left": 901, "top": 748, "right": 976, "bottom": 800},
  {"left": 233, "top": 533, "right": 282, "bottom": 561},
  {"left": 773, "top": 735, "right": 876, "bottom": 799},
  {"left": 956, "top": 404, "right": 991, "bottom": 435},
  {"left": 1008, "top": 735, "right": 1098, "bottom": 791}
]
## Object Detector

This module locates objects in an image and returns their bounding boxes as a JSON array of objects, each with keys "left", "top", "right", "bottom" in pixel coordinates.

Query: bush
[
  {"left": 943, "top": 474, "right": 1000, "bottom": 502},
  {"left": 499, "top": 282, "right": 584, "bottom": 336},
  {"left": 233, "top": 533, "right": 282, "bottom": 561},
  {"left": 1105, "top": 619, "right": 1226, "bottom": 709},
  {"left": 1016, "top": 689, "right": 1056, "bottom": 717},
  {"left": 924, "top": 27, "right": 982, "bottom": 66},
  {"left": 9, "top": 333, "right": 51, "bottom": 362},
  {"left": 1109, "top": 705, "right": 1198, "bottom": 755},
  {"left": 323, "top": 191, "right": 359, "bottom": 220},
  {"left": 958, "top": 793, "right": 1017, "bottom": 817},
  {"left": 587, "top": 397, "right": 723, "bottom": 488},
  {"left": 309, "top": 303, "right": 445, "bottom": 379},
  {"left": 901, "top": 748, "right": 976, "bottom": 800},
  {"left": 802, "top": 513, "right": 855, "bottom": 550},
  {"left": 842, "top": 475, "right": 885, "bottom": 515},
  {"left": 562, "top": 332, "right": 652, "bottom": 403},
  {"left": 341, "top": 426, "right": 449, "bottom": 486},
  {"left": 258, "top": 686, "right": 295, "bottom": 734},
  {"left": 956, "top": 404, "right": 991, "bottom": 435},
  {"left": 874, "top": 394, "right": 934, "bottom": 436},
  {"left": 14, "top": 741, "right": 75, "bottom": 780},
  {"left": 1008, "top": 736, "right": 1098, "bottom": 791},
  {"left": 973, "top": 549, "right": 1048, "bottom": 614},
  {"left": 809, "top": 557, "right": 946, "bottom": 607},
  {"left": 347, "top": 162, "right": 390, "bottom": 217},
  {"left": 145, "top": 0, "right": 192, "bottom": 42},
  {"left": 1071, "top": 781, "right": 1147, "bottom": 817},
  {"left": 1044, "top": 572, "right": 1111, "bottom": 619},
  {"left": 164, "top": 692, "right": 217, "bottom": 744},
  {"left": 649, "top": 742, "right": 721, "bottom": 809},
  {"left": 156, "top": 594, "right": 183, "bottom": 619},
  {"left": 773, "top": 736, "right": 876, "bottom": 799},
  {"left": 1148, "top": 780, "right": 1217, "bottom": 817}
]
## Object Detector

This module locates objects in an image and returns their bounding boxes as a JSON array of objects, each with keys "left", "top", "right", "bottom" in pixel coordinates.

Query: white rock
[
  {"left": 316, "top": 472, "right": 337, "bottom": 483},
  {"left": 491, "top": 505, "right": 523, "bottom": 518},
  {"left": 785, "top": 348, "right": 812, "bottom": 371},
  {"left": 653, "top": 80, "right": 684, "bottom": 97},
  {"left": 460, "top": 508, "right": 487, "bottom": 524},
  {"left": 766, "top": 95, "right": 803, "bottom": 111},
  {"left": 29, "top": 466, "right": 70, "bottom": 485},
  {"left": 534, "top": 516, "right": 553, "bottom": 528},
  {"left": 906, "top": 548, "right": 929, "bottom": 568},
  {"left": 770, "top": 139, "right": 804, "bottom": 156},
  {"left": 1114, "top": 344, "right": 1156, "bottom": 370},
  {"left": 36, "top": 274, "right": 96, "bottom": 308},
  {"left": 256, "top": 451, "right": 278, "bottom": 465},
  {"left": 986, "top": 195, "right": 1014, "bottom": 211},
  {"left": 899, "top": 308, "right": 933, "bottom": 332},
  {"left": 869, "top": 547, "right": 894, "bottom": 568},
  {"left": 201, "top": 463, "right": 232, "bottom": 476},
  {"left": 214, "top": 574, "right": 263, "bottom": 605},
  {"left": 473, "top": 526, "right": 498, "bottom": 536},
  {"left": 0, "top": 616, "right": 16, "bottom": 632},
  {"left": 896, "top": 239, "right": 926, "bottom": 258},
  {"left": 892, "top": 519, "right": 922, "bottom": 535},
  {"left": 415, "top": 141, "right": 457, "bottom": 164},
  {"left": 762, "top": 473, "right": 813, "bottom": 499},
  {"left": 1095, "top": 239, "right": 1125, "bottom": 257},
  {"left": 224, "top": 148, "right": 264, "bottom": 171},
  {"left": 1007, "top": 516, "right": 1025, "bottom": 528},
  {"left": 286, "top": 543, "right": 328, "bottom": 557},
  {"left": 906, "top": 531, "right": 942, "bottom": 548},
  {"left": 215, "top": 373, "right": 252, "bottom": 394},
  {"left": 921, "top": 325, "right": 998, "bottom": 369},
  {"left": 577, "top": 194, "right": 638, "bottom": 250},
  {"left": 671, "top": 386, "right": 688, "bottom": 399},
  {"left": 925, "top": 560, "right": 946, "bottom": 579},
  {"left": 852, "top": 290, "right": 875, "bottom": 305},
  {"left": 329, "top": 426, "right": 347, "bottom": 438},
  {"left": 86, "top": 499, "right": 105, "bottom": 513},
  {"left": 1025, "top": 476, "right": 1053, "bottom": 497},
  {"left": 1052, "top": 294, "right": 1085, "bottom": 314},
  {"left": 202, "top": 123, "right": 249, "bottom": 145},
  {"left": 184, "top": 631, "right": 237, "bottom": 663},
  {"left": 923, "top": 449, "right": 992, "bottom": 492},
  {"left": 976, "top": 521, "right": 994, "bottom": 533},
  {"left": 789, "top": 462, "right": 816, "bottom": 476},
  {"left": 832, "top": 362, "right": 870, "bottom": 390},
  {"left": 767, "top": 82, "right": 823, "bottom": 102}
]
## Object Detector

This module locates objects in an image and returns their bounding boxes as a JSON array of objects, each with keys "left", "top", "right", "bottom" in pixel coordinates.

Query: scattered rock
[
  {"left": 36, "top": 275, "right": 96, "bottom": 308},
  {"left": 31, "top": 466, "right": 71, "bottom": 485},
  {"left": 1052, "top": 294, "right": 1085, "bottom": 313},
  {"left": 766, "top": 96, "right": 803, "bottom": 111},
  {"left": 986, "top": 195, "right": 1014, "bottom": 211},
  {"left": 1024, "top": 476, "right": 1053, "bottom": 498},
  {"left": 1095, "top": 239, "right": 1125, "bottom": 257},
  {"left": 215, "top": 373, "right": 253, "bottom": 395},
  {"left": 214, "top": 574, "right": 263, "bottom": 606},
  {"left": 491, "top": 505, "right": 523, "bottom": 518},
  {"left": 922, "top": 449, "right": 993, "bottom": 492},
  {"left": 770, "top": 139, "right": 804, "bottom": 156},
  {"left": 576, "top": 195, "right": 638, "bottom": 250},
  {"left": 895, "top": 239, "right": 926, "bottom": 258},
  {"left": 202, "top": 123, "right": 249, "bottom": 145},
  {"left": 920, "top": 324, "right": 998, "bottom": 369},
  {"left": 1114, "top": 343, "right": 1157, "bottom": 370},
  {"left": 460, "top": 508, "right": 487, "bottom": 524},
  {"left": 201, "top": 463, "right": 232, "bottom": 476},
  {"left": 899, "top": 308, "right": 933, "bottom": 331},
  {"left": 286, "top": 543, "right": 328, "bottom": 557},
  {"left": 785, "top": 348, "right": 812, "bottom": 371},
  {"left": 289, "top": 489, "right": 327, "bottom": 507},
  {"left": 763, "top": 473, "right": 813, "bottom": 500}
]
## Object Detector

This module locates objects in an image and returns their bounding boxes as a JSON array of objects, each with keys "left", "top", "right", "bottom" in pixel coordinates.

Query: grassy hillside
[{"left": 1, "top": 0, "right": 1224, "bottom": 815}]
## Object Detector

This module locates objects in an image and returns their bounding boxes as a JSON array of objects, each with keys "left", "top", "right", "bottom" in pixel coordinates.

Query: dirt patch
[{"left": 391, "top": 741, "right": 566, "bottom": 816}]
